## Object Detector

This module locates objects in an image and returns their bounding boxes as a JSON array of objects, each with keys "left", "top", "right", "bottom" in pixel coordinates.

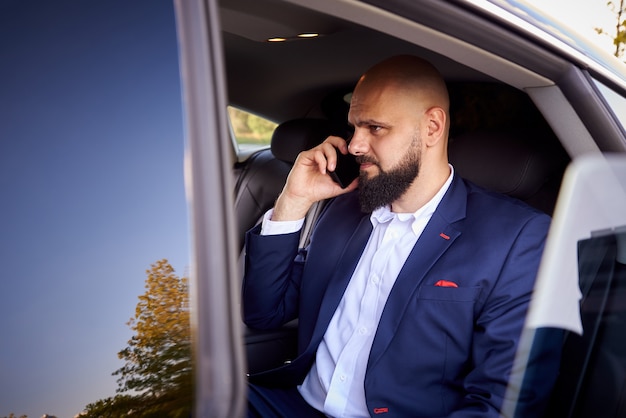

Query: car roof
[{"left": 476, "top": 0, "right": 626, "bottom": 88}]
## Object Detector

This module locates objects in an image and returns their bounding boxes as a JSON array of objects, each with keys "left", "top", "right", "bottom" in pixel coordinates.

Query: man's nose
[{"left": 348, "top": 129, "right": 369, "bottom": 155}]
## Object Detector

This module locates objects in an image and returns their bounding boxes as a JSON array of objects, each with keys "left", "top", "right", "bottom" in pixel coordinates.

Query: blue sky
[{"left": 0, "top": 0, "right": 188, "bottom": 416}]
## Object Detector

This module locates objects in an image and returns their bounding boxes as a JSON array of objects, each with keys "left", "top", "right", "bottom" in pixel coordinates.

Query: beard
[{"left": 357, "top": 135, "right": 421, "bottom": 213}]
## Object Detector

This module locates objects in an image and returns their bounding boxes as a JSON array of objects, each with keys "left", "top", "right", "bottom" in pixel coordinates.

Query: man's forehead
[
  {"left": 347, "top": 95, "right": 381, "bottom": 124},
  {"left": 349, "top": 85, "right": 415, "bottom": 118}
]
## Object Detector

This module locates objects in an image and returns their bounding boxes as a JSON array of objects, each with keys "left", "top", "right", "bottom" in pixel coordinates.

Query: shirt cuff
[{"left": 260, "top": 208, "right": 305, "bottom": 236}]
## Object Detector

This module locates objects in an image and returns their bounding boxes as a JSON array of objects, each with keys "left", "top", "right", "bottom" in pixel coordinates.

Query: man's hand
[{"left": 272, "top": 136, "right": 359, "bottom": 221}]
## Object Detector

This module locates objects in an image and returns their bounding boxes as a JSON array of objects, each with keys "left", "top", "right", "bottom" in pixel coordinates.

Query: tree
[
  {"left": 81, "top": 395, "right": 143, "bottom": 418},
  {"left": 596, "top": 0, "right": 626, "bottom": 59},
  {"left": 81, "top": 259, "right": 193, "bottom": 418}
]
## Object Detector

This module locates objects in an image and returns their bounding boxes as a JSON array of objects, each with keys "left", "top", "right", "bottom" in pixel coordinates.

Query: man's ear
[{"left": 424, "top": 106, "right": 447, "bottom": 147}]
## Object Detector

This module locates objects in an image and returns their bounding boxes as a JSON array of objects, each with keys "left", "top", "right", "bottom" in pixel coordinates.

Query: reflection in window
[{"left": 547, "top": 228, "right": 626, "bottom": 416}]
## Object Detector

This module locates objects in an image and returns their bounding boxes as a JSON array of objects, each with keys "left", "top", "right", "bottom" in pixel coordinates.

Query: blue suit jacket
[{"left": 243, "top": 174, "right": 555, "bottom": 417}]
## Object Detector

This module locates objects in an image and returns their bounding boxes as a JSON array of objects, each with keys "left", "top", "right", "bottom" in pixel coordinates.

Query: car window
[
  {"left": 503, "top": 154, "right": 626, "bottom": 416},
  {"left": 228, "top": 106, "right": 277, "bottom": 154},
  {"left": 0, "top": 1, "right": 189, "bottom": 416},
  {"left": 566, "top": 228, "right": 626, "bottom": 415},
  {"left": 540, "top": 228, "right": 626, "bottom": 416},
  {"left": 593, "top": 79, "right": 626, "bottom": 132}
]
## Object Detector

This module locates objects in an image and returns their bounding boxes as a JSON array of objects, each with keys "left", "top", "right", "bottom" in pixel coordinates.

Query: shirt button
[
  {"left": 359, "top": 327, "right": 367, "bottom": 335},
  {"left": 371, "top": 275, "right": 380, "bottom": 284},
  {"left": 340, "top": 374, "right": 347, "bottom": 382}
]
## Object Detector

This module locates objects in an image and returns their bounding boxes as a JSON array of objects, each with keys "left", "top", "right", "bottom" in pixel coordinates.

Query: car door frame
[{"left": 174, "top": 0, "right": 247, "bottom": 416}]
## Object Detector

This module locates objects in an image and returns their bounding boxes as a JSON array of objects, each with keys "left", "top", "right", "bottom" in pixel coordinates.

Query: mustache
[{"left": 355, "top": 155, "right": 379, "bottom": 166}]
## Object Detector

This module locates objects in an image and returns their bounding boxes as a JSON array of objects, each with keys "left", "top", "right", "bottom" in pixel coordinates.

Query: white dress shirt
[{"left": 261, "top": 167, "right": 454, "bottom": 417}]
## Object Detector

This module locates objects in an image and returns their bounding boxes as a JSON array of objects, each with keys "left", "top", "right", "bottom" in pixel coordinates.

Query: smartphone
[{"left": 329, "top": 147, "right": 360, "bottom": 188}]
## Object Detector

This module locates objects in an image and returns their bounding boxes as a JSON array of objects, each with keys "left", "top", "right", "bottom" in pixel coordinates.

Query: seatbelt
[{"left": 299, "top": 199, "right": 327, "bottom": 249}]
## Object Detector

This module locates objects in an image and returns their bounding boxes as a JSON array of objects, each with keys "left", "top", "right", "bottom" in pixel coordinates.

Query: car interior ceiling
[{"left": 221, "top": 1, "right": 499, "bottom": 123}]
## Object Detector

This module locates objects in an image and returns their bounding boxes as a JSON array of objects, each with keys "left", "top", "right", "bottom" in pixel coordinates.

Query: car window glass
[
  {"left": 593, "top": 79, "right": 626, "bottom": 131},
  {"left": 0, "top": 1, "right": 190, "bottom": 416},
  {"left": 228, "top": 106, "right": 277, "bottom": 154},
  {"left": 555, "top": 229, "right": 626, "bottom": 416}
]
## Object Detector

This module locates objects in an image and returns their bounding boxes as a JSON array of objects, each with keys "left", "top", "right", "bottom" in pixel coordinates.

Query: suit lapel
[{"left": 367, "top": 175, "right": 468, "bottom": 369}]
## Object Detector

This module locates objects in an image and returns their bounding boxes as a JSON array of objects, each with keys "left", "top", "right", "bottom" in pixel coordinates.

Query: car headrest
[
  {"left": 448, "top": 131, "right": 553, "bottom": 201},
  {"left": 271, "top": 118, "right": 336, "bottom": 163}
]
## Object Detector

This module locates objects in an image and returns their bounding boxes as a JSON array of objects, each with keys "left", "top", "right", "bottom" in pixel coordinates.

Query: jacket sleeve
[{"left": 242, "top": 223, "right": 305, "bottom": 330}]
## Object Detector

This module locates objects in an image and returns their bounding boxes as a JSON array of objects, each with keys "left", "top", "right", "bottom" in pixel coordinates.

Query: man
[{"left": 243, "top": 55, "right": 558, "bottom": 417}]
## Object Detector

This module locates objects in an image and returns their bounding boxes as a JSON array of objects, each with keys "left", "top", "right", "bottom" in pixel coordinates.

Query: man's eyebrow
[{"left": 351, "top": 118, "right": 388, "bottom": 127}]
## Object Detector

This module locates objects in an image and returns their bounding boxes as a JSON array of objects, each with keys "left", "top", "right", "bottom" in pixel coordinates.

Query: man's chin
[{"left": 359, "top": 170, "right": 378, "bottom": 182}]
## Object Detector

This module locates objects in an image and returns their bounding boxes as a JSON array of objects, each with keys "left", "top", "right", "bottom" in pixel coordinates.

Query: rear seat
[
  {"left": 448, "top": 130, "right": 567, "bottom": 215},
  {"left": 234, "top": 118, "right": 337, "bottom": 251}
]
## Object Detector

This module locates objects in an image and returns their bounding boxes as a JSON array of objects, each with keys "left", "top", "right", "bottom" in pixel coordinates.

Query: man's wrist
[{"left": 272, "top": 193, "right": 312, "bottom": 221}]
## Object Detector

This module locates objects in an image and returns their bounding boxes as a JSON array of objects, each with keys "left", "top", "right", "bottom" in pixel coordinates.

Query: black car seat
[
  {"left": 234, "top": 118, "right": 337, "bottom": 252},
  {"left": 448, "top": 130, "right": 568, "bottom": 215}
]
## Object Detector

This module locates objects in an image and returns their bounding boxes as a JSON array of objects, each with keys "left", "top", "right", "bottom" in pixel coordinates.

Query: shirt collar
[{"left": 370, "top": 165, "right": 455, "bottom": 235}]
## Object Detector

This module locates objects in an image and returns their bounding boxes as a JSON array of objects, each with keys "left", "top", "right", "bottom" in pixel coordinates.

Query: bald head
[{"left": 354, "top": 55, "right": 449, "bottom": 115}]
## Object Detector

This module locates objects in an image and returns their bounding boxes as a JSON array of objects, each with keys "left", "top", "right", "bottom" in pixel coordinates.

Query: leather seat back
[
  {"left": 448, "top": 130, "right": 567, "bottom": 214},
  {"left": 234, "top": 118, "right": 336, "bottom": 250}
]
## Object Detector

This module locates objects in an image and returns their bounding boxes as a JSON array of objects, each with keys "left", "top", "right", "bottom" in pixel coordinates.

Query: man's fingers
[
  {"left": 312, "top": 149, "right": 329, "bottom": 174},
  {"left": 319, "top": 137, "right": 349, "bottom": 172}
]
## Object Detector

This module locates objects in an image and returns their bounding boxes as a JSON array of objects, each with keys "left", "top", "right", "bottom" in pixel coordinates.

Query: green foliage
[
  {"left": 615, "top": 19, "right": 626, "bottom": 55},
  {"left": 81, "top": 259, "right": 193, "bottom": 417},
  {"left": 81, "top": 392, "right": 191, "bottom": 418},
  {"left": 597, "top": 0, "right": 626, "bottom": 59},
  {"left": 247, "top": 113, "right": 277, "bottom": 138},
  {"left": 81, "top": 396, "right": 138, "bottom": 418},
  {"left": 228, "top": 106, "right": 277, "bottom": 146}
]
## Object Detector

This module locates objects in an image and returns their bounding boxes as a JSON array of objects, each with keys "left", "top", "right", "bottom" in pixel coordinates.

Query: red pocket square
[{"left": 434, "top": 280, "right": 458, "bottom": 288}]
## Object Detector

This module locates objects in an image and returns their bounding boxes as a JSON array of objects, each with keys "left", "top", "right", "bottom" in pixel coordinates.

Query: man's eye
[{"left": 370, "top": 125, "right": 382, "bottom": 133}]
